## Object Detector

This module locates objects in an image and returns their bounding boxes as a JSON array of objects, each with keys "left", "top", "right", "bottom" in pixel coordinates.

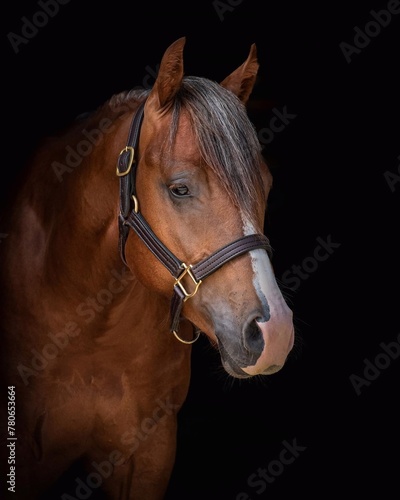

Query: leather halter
[{"left": 117, "top": 99, "right": 271, "bottom": 343}]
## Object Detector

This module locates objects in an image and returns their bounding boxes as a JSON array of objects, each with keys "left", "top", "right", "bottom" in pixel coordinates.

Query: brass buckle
[
  {"left": 116, "top": 146, "right": 135, "bottom": 176},
  {"left": 175, "top": 264, "right": 202, "bottom": 301}
]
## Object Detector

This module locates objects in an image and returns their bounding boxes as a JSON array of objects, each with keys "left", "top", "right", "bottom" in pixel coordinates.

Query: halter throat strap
[{"left": 117, "top": 99, "right": 271, "bottom": 340}]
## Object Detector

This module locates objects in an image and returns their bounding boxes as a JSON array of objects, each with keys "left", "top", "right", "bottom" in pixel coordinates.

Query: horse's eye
[{"left": 169, "top": 184, "right": 190, "bottom": 197}]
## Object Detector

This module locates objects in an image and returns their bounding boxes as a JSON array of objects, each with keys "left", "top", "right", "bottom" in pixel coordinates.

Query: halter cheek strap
[{"left": 117, "top": 99, "right": 271, "bottom": 343}]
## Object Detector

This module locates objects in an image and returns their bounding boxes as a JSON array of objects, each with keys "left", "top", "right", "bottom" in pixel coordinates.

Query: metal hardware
[
  {"left": 175, "top": 264, "right": 202, "bottom": 301},
  {"left": 172, "top": 328, "right": 201, "bottom": 344},
  {"left": 131, "top": 195, "right": 139, "bottom": 214},
  {"left": 116, "top": 146, "right": 135, "bottom": 176}
]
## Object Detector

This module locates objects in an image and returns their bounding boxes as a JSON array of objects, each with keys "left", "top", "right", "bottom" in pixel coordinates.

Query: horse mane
[
  {"left": 107, "top": 87, "right": 149, "bottom": 111},
  {"left": 170, "top": 76, "right": 265, "bottom": 222}
]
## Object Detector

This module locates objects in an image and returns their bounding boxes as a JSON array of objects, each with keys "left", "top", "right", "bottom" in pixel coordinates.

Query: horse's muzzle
[
  {"left": 216, "top": 311, "right": 294, "bottom": 378},
  {"left": 241, "top": 316, "right": 294, "bottom": 376}
]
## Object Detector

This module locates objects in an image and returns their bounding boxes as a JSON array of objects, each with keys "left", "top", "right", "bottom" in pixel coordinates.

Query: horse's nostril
[{"left": 243, "top": 319, "right": 265, "bottom": 356}]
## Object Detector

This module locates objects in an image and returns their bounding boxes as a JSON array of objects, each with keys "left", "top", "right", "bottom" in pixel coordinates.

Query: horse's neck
[{"left": 6, "top": 103, "right": 163, "bottom": 326}]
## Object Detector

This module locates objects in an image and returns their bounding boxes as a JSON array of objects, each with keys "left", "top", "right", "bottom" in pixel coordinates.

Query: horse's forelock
[{"left": 168, "top": 76, "right": 265, "bottom": 223}]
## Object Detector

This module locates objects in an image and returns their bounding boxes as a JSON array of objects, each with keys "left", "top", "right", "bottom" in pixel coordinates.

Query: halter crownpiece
[{"left": 117, "top": 99, "right": 271, "bottom": 343}]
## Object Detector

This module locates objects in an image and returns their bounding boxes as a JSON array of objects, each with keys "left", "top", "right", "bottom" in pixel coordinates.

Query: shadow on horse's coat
[{"left": 0, "top": 37, "right": 294, "bottom": 499}]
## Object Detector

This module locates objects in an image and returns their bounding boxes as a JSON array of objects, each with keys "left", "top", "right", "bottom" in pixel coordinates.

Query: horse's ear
[
  {"left": 220, "top": 44, "right": 259, "bottom": 105},
  {"left": 145, "top": 37, "right": 185, "bottom": 113}
]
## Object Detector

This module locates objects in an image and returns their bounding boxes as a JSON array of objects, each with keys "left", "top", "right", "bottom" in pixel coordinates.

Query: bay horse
[{"left": 0, "top": 37, "right": 294, "bottom": 499}]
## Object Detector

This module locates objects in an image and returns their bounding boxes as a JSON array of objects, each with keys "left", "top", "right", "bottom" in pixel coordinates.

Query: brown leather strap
[
  {"left": 191, "top": 234, "right": 271, "bottom": 281},
  {"left": 170, "top": 285, "right": 186, "bottom": 333},
  {"left": 125, "top": 210, "right": 182, "bottom": 277},
  {"left": 125, "top": 212, "right": 271, "bottom": 281}
]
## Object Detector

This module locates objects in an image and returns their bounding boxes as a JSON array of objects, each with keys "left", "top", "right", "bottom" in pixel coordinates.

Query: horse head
[{"left": 124, "top": 37, "right": 294, "bottom": 378}]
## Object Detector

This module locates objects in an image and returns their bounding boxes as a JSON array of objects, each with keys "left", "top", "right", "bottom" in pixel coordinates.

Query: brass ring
[{"left": 172, "top": 328, "right": 201, "bottom": 345}]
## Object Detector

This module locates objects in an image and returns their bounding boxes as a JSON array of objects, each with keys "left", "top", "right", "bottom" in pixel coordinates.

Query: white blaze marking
[
  {"left": 242, "top": 217, "right": 287, "bottom": 320},
  {"left": 241, "top": 216, "right": 294, "bottom": 374}
]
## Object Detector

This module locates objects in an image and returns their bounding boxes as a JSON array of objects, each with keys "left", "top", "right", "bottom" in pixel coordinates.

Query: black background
[{"left": 3, "top": 0, "right": 400, "bottom": 498}]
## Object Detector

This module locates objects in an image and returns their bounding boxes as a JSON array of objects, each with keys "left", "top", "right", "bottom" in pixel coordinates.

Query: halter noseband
[{"left": 117, "top": 99, "right": 271, "bottom": 344}]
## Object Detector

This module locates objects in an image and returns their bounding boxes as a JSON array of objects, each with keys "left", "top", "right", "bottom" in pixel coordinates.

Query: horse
[{"left": 0, "top": 37, "right": 294, "bottom": 499}]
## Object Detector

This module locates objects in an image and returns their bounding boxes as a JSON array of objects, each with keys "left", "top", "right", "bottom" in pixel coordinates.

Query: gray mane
[{"left": 170, "top": 76, "right": 265, "bottom": 222}]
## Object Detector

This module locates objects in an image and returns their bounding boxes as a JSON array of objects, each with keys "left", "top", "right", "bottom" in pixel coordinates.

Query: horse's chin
[
  {"left": 221, "top": 353, "right": 285, "bottom": 378},
  {"left": 217, "top": 341, "right": 258, "bottom": 379},
  {"left": 222, "top": 362, "right": 252, "bottom": 379},
  {"left": 215, "top": 335, "right": 288, "bottom": 379}
]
